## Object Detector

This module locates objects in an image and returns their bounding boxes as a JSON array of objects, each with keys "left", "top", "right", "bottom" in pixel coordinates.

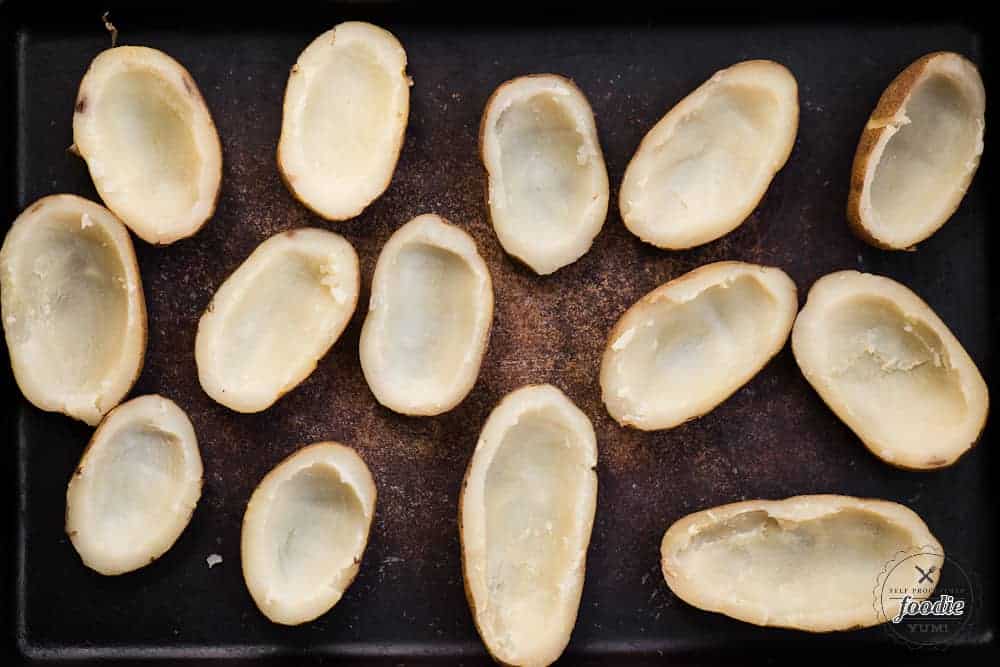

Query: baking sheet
[{"left": 6, "top": 5, "right": 996, "bottom": 663}]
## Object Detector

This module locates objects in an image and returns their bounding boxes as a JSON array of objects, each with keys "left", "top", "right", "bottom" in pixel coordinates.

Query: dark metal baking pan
[{"left": 3, "top": 3, "right": 997, "bottom": 663}]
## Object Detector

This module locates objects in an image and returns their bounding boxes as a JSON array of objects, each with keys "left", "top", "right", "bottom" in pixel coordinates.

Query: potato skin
[
  {"left": 277, "top": 25, "right": 410, "bottom": 222},
  {"left": 846, "top": 52, "right": 976, "bottom": 250},
  {"left": 660, "top": 494, "right": 943, "bottom": 632},
  {"left": 477, "top": 73, "right": 598, "bottom": 275},
  {"left": 600, "top": 261, "right": 796, "bottom": 430},
  {"left": 3, "top": 195, "right": 148, "bottom": 424},
  {"left": 241, "top": 442, "right": 375, "bottom": 625},
  {"left": 73, "top": 49, "right": 222, "bottom": 245},
  {"left": 791, "top": 271, "right": 988, "bottom": 470},
  {"left": 457, "top": 384, "right": 590, "bottom": 666},
  {"left": 617, "top": 60, "right": 798, "bottom": 251}
]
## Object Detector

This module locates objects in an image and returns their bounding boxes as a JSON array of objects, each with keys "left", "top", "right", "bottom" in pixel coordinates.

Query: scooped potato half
[
  {"left": 242, "top": 442, "right": 376, "bottom": 625},
  {"left": 66, "top": 395, "right": 202, "bottom": 575},
  {"left": 661, "top": 495, "right": 943, "bottom": 632},
  {"left": 480, "top": 74, "right": 609, "bottom": 275},
  {"left": 848, "top": 52, "right": 985, "bottom": 249},
  {"left": 1, "top": 195, "right": 146, "bottom": 425},
  {"left": 360, "top": 214, "right": 493, "bottom": 416},
  {"left": 792, "top": 271, "right": 988, "bottom": 470},
  {"left": 196, "top": 228, "right": 360, "bottom": 413},
  {"left": 278, "top": 22, "right": 410, "bottom": 220},
  {"left": 460, "top": 384, "right": 597, "bottom": 667},
  {"left": 620, "top": 60, "right": 798, "bottom": 249},
  {"left": 73, "top": 46, "right": 222, "bottom": 244},
  {"left": 601, "top": 261, "right": 797, "bottom": 430}
]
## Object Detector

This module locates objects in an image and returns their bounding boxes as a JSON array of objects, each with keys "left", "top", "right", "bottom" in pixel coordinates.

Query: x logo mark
[{"left": 915, "top": 565, "right": 936, "bottom": 584}]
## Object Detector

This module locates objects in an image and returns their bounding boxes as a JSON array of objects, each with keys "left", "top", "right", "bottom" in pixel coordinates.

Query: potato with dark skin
[{"left": 847, "top": 52, "right": 985, "bottom": 249}]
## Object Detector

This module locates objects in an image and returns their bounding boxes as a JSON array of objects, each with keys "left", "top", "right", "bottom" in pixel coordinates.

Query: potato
[
  {"left": 460, "top": 384, "right": 597, "bottom": 667},
  {"left": 792, "top": 270, "right": 988, "bottom": 470},
  {"left": 619, "top": 60, "right": 798, "bottom": 249},
  {"left": 848, "top": 52, "right": 985, "bottom": 249},
  {"left": 601, "top": 261, "right": 797, "bottom": 430},
  {"left": 0, "top": 195, "right": 146, "bottom": 425},
  {"left": 360, "top": 214, "right": 493, "bottom": 416},
  {"left": 73, "top": 46, "right": 222, "bottom": 244},
  {"left": 661, "top": 495, "right": 943, "bottom": 632},
  {"left": 66, "top": 395, "right": 202, "bottom": 575},
  {"left": 195, "top": 228, "right": 359, "bottom": 413},
  {"left": 241, "top": 442, "right": 376, "bottom": 626},
  {"left": 278, "top": 22, "right": 410, "bottom": 221},
  {"left": 480, "top": 74, "right": 609, "bottom": 274}
]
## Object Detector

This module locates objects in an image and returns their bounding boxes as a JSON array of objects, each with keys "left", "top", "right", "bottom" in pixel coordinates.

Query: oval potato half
[{"left": 661, "top": 495, "right": 943, "bottom": 632}]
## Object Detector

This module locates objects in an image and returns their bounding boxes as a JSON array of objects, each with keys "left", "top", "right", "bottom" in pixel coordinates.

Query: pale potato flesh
[
  {"left": 263, "top": 465, "right": 365, "bottom": 607},
  {"left": 66, "top": 395, "right": 202, "bottom": 575},
  {"left": 823, "top": 297, "right": 966, "bottom": 448},
  {"left": 73, "top": 47, "right": 222, "bottom": 244},
  {"left": 483, "top": 410, "right": 587, "bottom": 658},
  {"left": 482, "top": 75, "right": 608, "bottom": 274},
  {"left": 279, "top": 22, "right": 409, "bottom": 220},
  {"left": 620, "top": 61, "right": 798, "bottom": 249},
  {"left": 870, "top": 76, "right": 980, "bottom": 237},
  {"left": 241, "top": 442, "right": 376, "bottom": 626},
  {"left": 360, "top": 214, "right": 493, "bottom": 416},
  {"left": 196, "top": 229, "right": 359, "bottom": 413},
  {"left": 601, "top": 262, "right": 797, "bottom": 430},
  {"left": 383, "top": 243, "right": 478, "bottom": 389},
  {"left": 8, "top": 221, "right": 128, "bottom": 393},
  {"left": 301, "top": 42, "right": 394, "bottom": 183},
  {"left": 661, "top": 496, "right": 943, "bottom": 631},
  {"left": 792, "top": 271, "right": 988, "bottom": 469},
  {"left": 1, "top": 195, "right": 145, "bottom": 425},
  {"left": 96, "top": 71, "right": 201, "bottom": 223},
  {"left": 462, "top": 385, "right": 597, "bottom": 667},
  {"left": 627, "top": 87, "right": 777, "bottom": 234}
]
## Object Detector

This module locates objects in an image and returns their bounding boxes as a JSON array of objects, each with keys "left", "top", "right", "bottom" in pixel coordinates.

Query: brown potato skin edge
[
  {"left": 477, "top": 73, "right": 603, "bottom": 274},
  {"left": 846, "top": 52, "right": 978, "bottom": 250},
  {"left": 276, "top": 43, "right": 410, "bottom": 222},
  {"left": 64, "top": 394, "right": 202, "bottom": 574},
  {"left": 73, "top": 51, "right": 223, "bottom": 246},
  {"left": 240, "top": 441, "right": 375, "bottom": 625},
  {"left": 599, "top": 261, "right": 796, "bottom": 431}
]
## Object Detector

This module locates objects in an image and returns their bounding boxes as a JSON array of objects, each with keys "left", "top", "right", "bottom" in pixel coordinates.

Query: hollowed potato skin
[
  {"left": 277, "top": 22, "right": 410, "bottom": 222},
  {"left": 600, "top": 261, "right": 797, "bottom": 431},
  {"left": 65, "top": 394, "right": 202, "bottom": 575},
  {"left": 0, "top": 194, "right": 147, "bottom": 425},
  {"left": 479, "top": 74, "right": 609, "bottom": 275},
  {"left": 459, "top": 384, "right": 597, "bottom": 667},
  {"left": 73, "top": 46, "right": 223, "bottom": 245},
  {"left": 847, "top": 52, "right": 985, "bottom": 249},
  {"left": 240, "top": 442, "right": 376, "bottom": 626},
  {"left": 791, "top": 270, "right": 988, "bottom": 470},
  {"left": 660, "top": 495, "right": 943, "bottom": 632}
]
